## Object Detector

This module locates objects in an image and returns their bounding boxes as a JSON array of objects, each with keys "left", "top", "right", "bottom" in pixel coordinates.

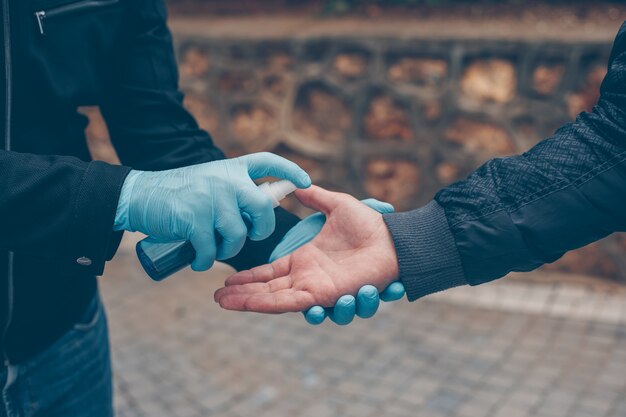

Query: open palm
[{"left": 214, "top": 185, "right": 399, "bottom": 313}]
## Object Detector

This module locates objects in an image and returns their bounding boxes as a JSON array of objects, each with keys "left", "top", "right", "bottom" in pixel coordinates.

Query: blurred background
[{"left": 86, "top": 1, "right": 626, "bottom": 417}]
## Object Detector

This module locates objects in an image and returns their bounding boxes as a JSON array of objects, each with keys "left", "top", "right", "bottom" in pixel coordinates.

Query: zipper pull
[{"left": 35, "top": 11, "right": 46, "bottom": 35}]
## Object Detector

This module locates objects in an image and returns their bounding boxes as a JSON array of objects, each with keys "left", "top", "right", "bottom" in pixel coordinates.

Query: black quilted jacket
[{"left": 384, "top": 22, "right": 626, "bottom": 301}]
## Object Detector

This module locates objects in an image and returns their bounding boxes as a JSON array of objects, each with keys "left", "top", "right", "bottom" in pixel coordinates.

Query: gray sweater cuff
[{"left": 383, "top": 201, "right": 467, "bottom": 301}]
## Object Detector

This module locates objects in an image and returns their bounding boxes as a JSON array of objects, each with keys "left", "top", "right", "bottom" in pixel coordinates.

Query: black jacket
[
  {"left": 384, "top": 22, "right": 626, "bottom": 301},
  {"left": 0, "top": 0, "right": 298, "bottom": 364}
]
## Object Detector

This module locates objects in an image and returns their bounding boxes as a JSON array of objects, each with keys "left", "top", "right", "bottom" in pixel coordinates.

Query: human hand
[
  {"left": 269, "top": 198, "right": 405, "bottom": 325},
  {"left": 214, "top": 185, "right": 400, "bottom": 313},
  {"left": 114, "top": 152, "right": 310, "bottom": 271}
]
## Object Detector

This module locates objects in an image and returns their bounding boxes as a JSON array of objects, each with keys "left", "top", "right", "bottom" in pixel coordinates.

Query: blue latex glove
[
  {"left": 269, "top": 198, "right": 406, "bottom": 325},
  {"left": 304, "top": 282, "right": 406, "bottom": 325},
  {"left": 114, "top": 152, "right": 311, "bottom": 271}
]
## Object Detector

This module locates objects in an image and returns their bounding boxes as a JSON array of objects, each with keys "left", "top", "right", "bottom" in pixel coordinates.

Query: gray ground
[{"left": 102, "top": 235, "right": 626, "bottom": 417}]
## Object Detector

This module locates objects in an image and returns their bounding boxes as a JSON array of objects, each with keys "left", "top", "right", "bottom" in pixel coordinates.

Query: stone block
[
  {"left": 261, "top": 73, "right": 291, "bottom": 97},
  {"left": 333, "top": 50, "right": 369, "bottom": 79},
  {"left": 461, "top": 58, "right": 517, "bottom": 103},
  {"left": 229, "top": 104, "right": 277, "bottom": 151},
  {"left": 421, "top": 100, "right": 443, "bottom": 123},
  {"left": 216, "top": 69, "right": 257, "bottom": 94},
  {"left": 179, "top": 46, "right": 211, "bottom": 79},
  {"left": 363, "top": 94, "right": 413, "bottom": 141},
  {"left": 365, "top": 158, "right": 419, "bottom": 210},
  {"left": 388, "top": 57, "right": 447, "bottom": 89},
  {"left": 292, "top": 82, "right": 351, "bottom": 144},
  {"left": 532, "top": 62, "right": 565, "bottom": 96},
  {"left": 444, "top": 117, "right": 515, "bottom": 157},
  {"left": 262, "top": 51, "right": 293, "bottom": 73},
  {"left": 302, "top": 40, "right": 332, "bottom": 64},
  {"left": 436, "top": 162, "right": 462, "bottom": 185}
]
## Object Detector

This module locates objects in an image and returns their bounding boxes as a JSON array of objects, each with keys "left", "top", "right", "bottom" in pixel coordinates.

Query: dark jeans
[{"left": 0, "top": 293, "right": 113, "bottom": 417}]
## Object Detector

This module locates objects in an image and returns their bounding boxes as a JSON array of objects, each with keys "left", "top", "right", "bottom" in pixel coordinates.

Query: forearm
[
  {"left": 103, "top": 0, "right": 302, "bottom": 269},
  {"left": 384, "top": 22, "right": 626, "bottom": 300},
  {"left": 0, "top": 150, "right": 130, "bottom": 275},
  {"left": 386, "top": 116, "right": 626, "bottom": 300}
]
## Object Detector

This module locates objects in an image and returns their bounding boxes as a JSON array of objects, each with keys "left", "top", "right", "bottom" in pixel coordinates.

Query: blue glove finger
[
  {"left": 360, "top": 198, "right": 395, "bottom": 214},
  {"left": 355, "top": 285, "right": 380, "bottom": 319},
  {"left": 328, "top": 295, "right": 356, "bottom": 325},
  {"left": 241, "top": 152, "right": 312, "bottom": 188},
  {"left": 189, "top": 231, "right": 217, "bottom": 271},
  {"left": 380, "top": 281, "right": 406, "bottom": 302},
  {"left": 214, "top": 211, "right": 248, "bottom": 261},
  {"left": 303, "top": 306, "right": 326, "bottom": 325},
  {"left": 236, "top": 185, "right": 276, "bottom": 241},
  {"left": 269, "top": 213, "right": 326, "bottom": 263}
]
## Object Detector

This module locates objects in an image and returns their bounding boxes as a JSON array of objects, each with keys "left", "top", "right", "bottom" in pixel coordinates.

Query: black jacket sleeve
[
  {"left": 100, "top": 0, "right": 299, "bottom": 270},
  {"left": 0, "top": 151, "right": 131, "bottom": 275},
  {"left": 100, "top": 0, "right": 224, "bottom": 171},
  {"left": 383, "top": 22, "right": 626, "bottom": 301}
]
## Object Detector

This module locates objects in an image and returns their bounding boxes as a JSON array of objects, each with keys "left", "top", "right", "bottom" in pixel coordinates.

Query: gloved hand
[
  {"left": 304, "top": 281, "right": 406, "bottom": 325},
  {"left": 114, "top": 152, "right": 311, "bottom": 271},
  {"left": 269, "top": 198, "right": 406, "bottom": 325}
]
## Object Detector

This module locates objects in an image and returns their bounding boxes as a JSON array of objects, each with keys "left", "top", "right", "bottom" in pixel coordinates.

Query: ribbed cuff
[
  {"left": 113, "top": 170, "right": 141, "bottom": 232},
  {"left": 383, "top": 201, "right": 466, "bottom": 301}
]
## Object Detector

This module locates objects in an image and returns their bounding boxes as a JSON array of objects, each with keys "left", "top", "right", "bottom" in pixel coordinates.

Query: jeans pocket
[{"left": 73, "top": 296, "right": 101, "bottom": 332}]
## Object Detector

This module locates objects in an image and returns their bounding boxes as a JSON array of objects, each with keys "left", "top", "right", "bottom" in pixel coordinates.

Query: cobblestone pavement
[{"left": 102, "top": 236, "right": 626, "bottom": 417}]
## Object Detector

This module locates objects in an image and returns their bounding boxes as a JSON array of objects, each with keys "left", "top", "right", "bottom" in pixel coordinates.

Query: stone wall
[
  {"left": 169, "top": 32, "right": 625, "bottom": 282},
  {"left": 85, "top": 23, "right": 624, "bottom": 282}
]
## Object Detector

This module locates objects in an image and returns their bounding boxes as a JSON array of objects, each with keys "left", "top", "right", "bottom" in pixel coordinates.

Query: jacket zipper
[
  {"left": 2, "top": 0, "right": 13, "bottom": 366},
  {"left": 35, "top": 0, "right": 120, "bottom": 35}
]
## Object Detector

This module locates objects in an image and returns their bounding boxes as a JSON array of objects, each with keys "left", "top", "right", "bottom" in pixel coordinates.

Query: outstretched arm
[
  {"left": 216, "top": 22, "right": 626, "bottom": 313},
  {"left": 384, "top": 21, "right": 626, "bottom": 301},
  {"left": 101, "top": 0, "right": 301, "bottom": 270}
]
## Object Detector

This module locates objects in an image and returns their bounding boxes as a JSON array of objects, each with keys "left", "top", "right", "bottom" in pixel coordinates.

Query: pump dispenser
[
  {"left": 136, "top": 180, "right": 297, "bottom": 281},
  {"left": 258, "top": 179, "right": 297, "bottom": 207}
]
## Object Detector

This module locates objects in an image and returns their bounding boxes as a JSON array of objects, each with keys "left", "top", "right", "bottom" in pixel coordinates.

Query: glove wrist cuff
[{"left": 114, "top": 170, "right": 142, "bottom": 232}]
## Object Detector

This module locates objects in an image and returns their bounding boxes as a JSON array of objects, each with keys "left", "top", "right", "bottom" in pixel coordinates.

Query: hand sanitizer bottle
[{"left": 136, "top": 180, "right": 297, "bottom": 281}]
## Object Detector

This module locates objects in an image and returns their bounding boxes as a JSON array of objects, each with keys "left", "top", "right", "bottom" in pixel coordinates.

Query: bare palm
[{"left": 214, "top": 185, "right": 399, "bottom": 313}]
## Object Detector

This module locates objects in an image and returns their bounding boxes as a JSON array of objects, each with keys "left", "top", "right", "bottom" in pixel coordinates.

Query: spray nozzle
[{"left": 258, "top": 180, "right": 298, "bottom": 208}]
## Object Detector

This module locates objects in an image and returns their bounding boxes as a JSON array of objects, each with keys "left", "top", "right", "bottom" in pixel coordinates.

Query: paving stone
[{"left": 102, "top": 238, "right": 626, "bottom": 417}]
